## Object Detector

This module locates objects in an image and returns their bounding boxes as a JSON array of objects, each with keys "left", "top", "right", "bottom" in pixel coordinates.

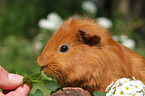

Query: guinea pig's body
[{"left": 37, "top": 17, "right": 145, "bottom": 93}]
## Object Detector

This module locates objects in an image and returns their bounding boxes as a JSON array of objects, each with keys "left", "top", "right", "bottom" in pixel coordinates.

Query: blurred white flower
[
  {"left": 112, "top": 35, "right": 119, "bottom": 41},
  {"left": 34, "top": 41, "right": 42, "bottom": 51},
  {"left": 35, "top": 33, "right": 45, "bottom": 41},
  {"left": 122, "top": 39, "right": 136, "bottom": 49},
  {"left": 81, "top": 1, "right": 97, "bottom": 14},
  {"left": 120, "top": 35, "right": 128, "bottom": 41},
  {"left": 96, "top": 17, "right": 112, "bottom": 28},
  {"left": 38, "top": 12, "right": 63, "bottom": 30},
  {"left": 120, "top": 35, "right": 135, "bottom": 49},
  {"left": 112, "top": 35, "right": 136, "bottom": 49}
]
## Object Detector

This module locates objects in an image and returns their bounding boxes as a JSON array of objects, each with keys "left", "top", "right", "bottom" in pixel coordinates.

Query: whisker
[{"left": 24, "top": 64, "right": 40, "bottom": 75}]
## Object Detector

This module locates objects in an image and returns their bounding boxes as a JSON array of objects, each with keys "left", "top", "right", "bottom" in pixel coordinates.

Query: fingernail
[{"left": 8, "top": 73, "right": 24, "bottom": 83}]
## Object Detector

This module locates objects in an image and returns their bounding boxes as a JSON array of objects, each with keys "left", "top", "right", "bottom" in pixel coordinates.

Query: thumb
[{"left": 0, "top": 66, "right": 23, "bottom": 90}]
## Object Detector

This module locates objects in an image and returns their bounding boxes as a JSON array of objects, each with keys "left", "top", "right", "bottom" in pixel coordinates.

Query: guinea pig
[{"left": 37, "top": 17, "right": 145, "bottom": 94}]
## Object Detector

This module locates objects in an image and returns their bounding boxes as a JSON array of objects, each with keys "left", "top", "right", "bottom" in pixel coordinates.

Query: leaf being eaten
[{"left": 23, "top": 71, "right": 53, "bottom": 84}]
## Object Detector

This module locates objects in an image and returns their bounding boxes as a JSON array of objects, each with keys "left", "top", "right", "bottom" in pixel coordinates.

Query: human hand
[{"left": 0, "top": 66, "right": 31, "bottom": 96}]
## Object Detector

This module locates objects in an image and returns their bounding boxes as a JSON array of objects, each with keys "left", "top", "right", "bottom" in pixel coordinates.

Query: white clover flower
[
  {"left": 106, "top": 77, "right": 145, "bottom": 96},
  {"left": 38, "top": 12, "right": 63, "bottom": 30},
  {"left": 81, "top": 1, "right": 97, "bottom": 14},
  {"left": 96, "top": 17, "right": 112, "bottom": 28}
]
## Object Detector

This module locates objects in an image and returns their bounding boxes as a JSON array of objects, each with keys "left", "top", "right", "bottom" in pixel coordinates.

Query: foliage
[
  {"left": 23, "top": 71, "right": 53, "bottom": 84},
  {"left": 23, "top": 71, "right": 60, "bottom": 96},
  {"left": 93, "top": 92, "right": 106, "bottom": 96}
]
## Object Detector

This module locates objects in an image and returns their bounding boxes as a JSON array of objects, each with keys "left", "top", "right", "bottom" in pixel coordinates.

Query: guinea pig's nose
[{"left": 37, "top": 55, "right": 45, "bottom": 66}]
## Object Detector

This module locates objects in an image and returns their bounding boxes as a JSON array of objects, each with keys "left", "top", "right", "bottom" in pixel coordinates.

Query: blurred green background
[{"left": 0, "top": 0, "right": 145, "bottom": 95}]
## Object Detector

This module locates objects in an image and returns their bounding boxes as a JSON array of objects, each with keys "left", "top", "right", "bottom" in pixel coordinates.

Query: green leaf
[
  {"left": 23, "top": 71, "right": 53, "bottom": 84},
  {"left": 40, "top": 71, "right": 52, "bottom": 81},
  {"left": 30, "top": 73, "right": 41, "bottom": 80},
  {"left": 45, "top": 81, "right": 60, "bottom": 91},
  {"left": 30, "top": 72, "right": 45, "bottom": 84},
  {"left": 31, "top": 79, "right": 45, "bottom": 84},
  {"left": 35, "top": 89, "right": 43, "bottom": 96},
  {"left": 93, "top": 91, "right": 106, "bottom": 96},
  {"left": 23, "top": 74, "right": 32, "bottom": 84},
  {"left": 28, "top": 93, "right": 35, "bottom": 96}
]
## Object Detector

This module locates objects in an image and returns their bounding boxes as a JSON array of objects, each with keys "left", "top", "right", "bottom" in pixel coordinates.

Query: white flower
[
  {"left": 112, "top": 35, "right": 119, "bottom": 41},
  {"left": 120, "top": 83, "right": 135, "bottom": 95},
  {"left": 34, "top": 41, "right": 42, "bottom": 50},
  {"left": 106, "top": 77, "right": 145, "bottom": 96},
  {"left": 113, "top": 79, "right": 120, "bottom": 87},
  {"left": 106, "top": 89, "right": 115, "bottom": 96},
  {"left": 39, "top": 18, "right": 53, "bottom": 29},
  {"left": 134, "top": 92, "right": 144, "bottom": 96},
  {"left": 114, "top": 87, "right": 124, "bottom": 95},
  {"left": 122, "top": 39, "right": 136, "bottom": 49},
  {"left": 47, "top": 12, "right": 63, "bottom": 26},
  {"left": 96, "top": 17, "right": 112, "bottom": 28},
  {"left": 36, "top": 33, "right": 45, "bottom": 40},
  {"left": 120, "top": 35, "right": 128, "bottom": 41},
  {"left": 38, "top": 12, "right": 63, "bottom": 30},
  {"left": 81, "top": 1, "right": 97, "bottom": 14},
  {"left": 132, "top": 76, "right": 136, "bottom": 80},
  {"left": 105, "top": 81, "right": 114, "bottom": 92},
  {"left": 112, "top": 35, "right": 136, "bottom": 49},
  {"left": 120, "top": 35, "right": 136, "bottom": 49},
  {"left": 118, "top": 78, "right": 130, "bottom": 84},
  {"left": 131, "top": 80, "right": 144, "bottom": 91}
]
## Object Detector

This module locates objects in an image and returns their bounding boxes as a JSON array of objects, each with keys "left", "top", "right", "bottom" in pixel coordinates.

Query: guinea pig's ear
[{"left": 77, "top": 29, "right": 101, "bottom": 46}]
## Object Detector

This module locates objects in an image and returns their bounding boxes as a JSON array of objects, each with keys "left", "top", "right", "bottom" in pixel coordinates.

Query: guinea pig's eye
[{"left": 60, "top": 45, "right": 69, "bottom": 53}]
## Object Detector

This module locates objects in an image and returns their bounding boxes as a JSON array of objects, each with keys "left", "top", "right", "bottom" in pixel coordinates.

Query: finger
[
  {"left": 6, "top": 83, "right": 31, "bottom": 96},
  {"left": 0, "top": 66, "right": 24, "bottom": 90},
  {"left": 0, "top": 92, "right": 5, "bottom": 96}
]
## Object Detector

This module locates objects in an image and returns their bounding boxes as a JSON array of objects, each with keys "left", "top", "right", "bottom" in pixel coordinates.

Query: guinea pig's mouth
[
  {"left": 40, "top": 67, "right": 54, "bottom": 79},
  {"left": 39, "top": 65, "right": 54, "bottom": 77},
  {"left": 40, "top": 64, "right": 48, "bottom": 71}
]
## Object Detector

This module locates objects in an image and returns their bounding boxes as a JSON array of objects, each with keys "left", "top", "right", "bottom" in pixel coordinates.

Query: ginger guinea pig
[{"left": 37, "top": 17, "right": 145, "bottom": 93}]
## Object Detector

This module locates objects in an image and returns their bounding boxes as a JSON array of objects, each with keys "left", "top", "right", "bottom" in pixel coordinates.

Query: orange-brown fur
[{"left": 37, "top": 17, "right": 145, "bottom": 94}]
